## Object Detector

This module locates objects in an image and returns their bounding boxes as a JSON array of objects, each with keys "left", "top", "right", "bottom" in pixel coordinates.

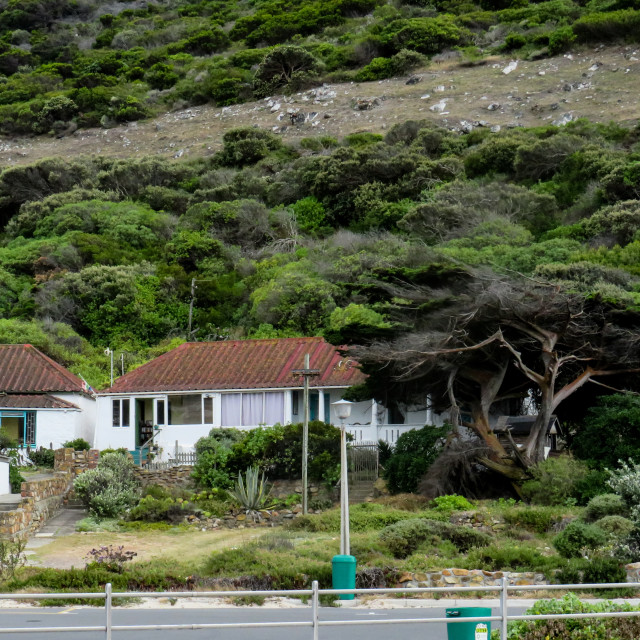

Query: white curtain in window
[
  {"left": 264, "top": 392, "right": 284, "bottom": 425},
  {"left": 221, "top": 394, "right": 242, "bottom": 426},
  {"left": 242, "top": 393, "right": 263, "bottom": 426}
]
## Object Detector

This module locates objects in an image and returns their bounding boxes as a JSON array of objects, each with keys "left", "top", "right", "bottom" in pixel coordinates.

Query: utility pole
[
  {"left": 187, "top": 277, "right": 196, "bottom": 338},
  {"left": 121, "top": 353, "right": 124, "bottom": 376},
  {"left": 292, "top": 354, "right": 320, "bottom": 514},
  {"left": 105, "top": 348, "right": 114, "bottom": 386}
]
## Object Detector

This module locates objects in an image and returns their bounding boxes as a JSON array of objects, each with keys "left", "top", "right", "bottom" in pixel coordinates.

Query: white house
[
  {"left": 0, "top": 344, "right": 96, "bottom": 450},
  {"left": 94, "top": 337, "right": 434, "bottom": 460}
]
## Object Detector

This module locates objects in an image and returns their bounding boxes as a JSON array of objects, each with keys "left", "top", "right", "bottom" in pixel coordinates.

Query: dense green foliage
[
  {"left": 571, "top": 395, "right": 640, "bottom": 468},
  {"left": 192, "top": 422, "right": 341, "bottom": 489},
  {"left": 73, "top": 453, "right": 139, "bottom": 518},
  {"left": 0, "top": 0, "right": 636, "bottom": 134},
  {"left": 0, "top": 115, "right": 639, "bottom": 417},
  {"left": 500, "top": 593, "right": 640, "bottom": 640},
  {"left": 383, "top": 425, "right": 449, "bottom": 494}
]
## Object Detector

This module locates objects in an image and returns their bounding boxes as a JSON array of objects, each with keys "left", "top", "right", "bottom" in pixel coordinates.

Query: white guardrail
[{"left": 1, "top": 580, "right": 640, "bottom": 638}]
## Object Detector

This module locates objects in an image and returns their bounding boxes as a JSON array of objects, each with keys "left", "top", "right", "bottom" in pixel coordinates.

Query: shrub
[
  {"left": 9, "top": 464, "right": 23, "bottom": 493},
  {"left": 384, "top": 425, "right": 449, "bottom": 494},
  {"left": 379, "top": 517, "right": 490, "bottom": 558},
  {"left": 253, "top": 46, "right": 321, "bottom": 96},
  {"left": 503, "top": 33, "right": 526, "bottom": 50},
  {"left": 86, "top": 545, "right": 136, "bottom": 573},
  {"left": 607, "top": 460, "right": 640, "bottom": 521},
  {"left": 380, "top": 17, "right": 470, "bottom": 55},
  {"left": 503, "top": 507, "right": 557, "bottom": 534},
  {"left": 595, "top": 515, "right": 634, "bottom": 540},
  {"left": 145, "top": 63, "right": 179, "bottom": 90},
  {"left": 218, "top": 127, "right": 283, "bottom": 167},
  {"left": 431, "top": 494, "right": 473, "bottom": 512},
  {"left": 572, "top": 395, "right": 640, "bottom": 469},
  {"left": 502, "top": 593, "right": 640, "bottom": 640},
  {"left": 0, "top": 539, "right": 25, "bottom": 582},
  {"left": 521, "top": 456, "right": 589, "bottom": 506},
  {"left": 553, "top": 520, "right": 606, "bottom": 559},
  {"left": 29, "top": 448, "right": 55, "bottom": 468},
  {"left": 73, "top": 453, "right": 139, "bottom": 518},
  {"left": 573, "top": 9, "right": 640, "bottom": 43},
  {"left": 548, "top": 26, "right": 576, "bottom": 55},
  {"left": 466, "top": 544, "right": 553, "bottom": 573},
  {"left": 62, "top": 438, "right": 91, "bottom": 451},
  {"left": 584, "top": 494, "right": 628, "bottom": 522}
]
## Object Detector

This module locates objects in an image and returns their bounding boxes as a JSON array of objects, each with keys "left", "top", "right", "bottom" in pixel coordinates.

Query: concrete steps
[{"left": 348, "top": 479, "right": 376, "bottom": 504}]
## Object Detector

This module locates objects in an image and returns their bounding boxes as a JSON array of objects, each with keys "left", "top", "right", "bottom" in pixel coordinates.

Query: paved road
[{"left": 0, "top": 605, "right": 528, "bottom": 639}]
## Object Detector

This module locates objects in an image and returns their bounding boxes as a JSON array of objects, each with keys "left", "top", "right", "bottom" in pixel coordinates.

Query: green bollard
[{"left": 332, "top": 554, "right": 356, "bottom": 600}]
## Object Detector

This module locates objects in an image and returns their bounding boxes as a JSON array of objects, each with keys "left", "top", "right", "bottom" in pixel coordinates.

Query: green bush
[
  {"left": 466, "top": 544, "right": 555, "bottom": 573},
  {"left": 521, "top": 456, "right": 589, "bottom": 506},
  {"left": 62, "top": 438, "right": 91, "bottom": 451},
  {"left": 253, "top": 46, "right": 321, "bottom": 96},
  {"left": 126, "top": 495, "right": 199, "bottom": 523},
  {"left": 289, "top": 503, "right": 438, "bottom": 533},
  {"left": 379, "top": 517, "right": 490, "bottom": 558},
  {"left": 218, "top": 127, "right": 283, "bottom": 167},
  {"left": 380, "top": 17, "right": 470, "bottom": 55},
  {"left": 503, "top": 33, "right": 526, "bottom": 50},
  {"left": 595, "top": 515, "right": 634, "bottom": 540},
  {"left": 29, "top": 448, "right": 55, "bottom": 467},
  {"left": 431, "top": 494, "right": 473, "bottom": 512},
  {"left": 553, "top": 521, "right": 607, "bottom": 559},
  {"left": 384, "top": 425, "right": 449, "bottom": 494},
  {"left": 73, "top": 453, "right": 139, "bottom": 518},
  {"left": 501, "top": 593, "right": 640, "bottom": 640},
  {"left": 503, "top": 507, "right": 557, "bottom": 534},
  {"left": 584, "top": 494, "right": 628, "bottom": 522},
  {"left": 9, "top": 464, "right": 23, "bottom": 493},
  {"left": 573, "top": 9, "right": 640, "bottom": 43},
  {"left": 548, "top": 26, "right": 576, "bottom": 55}
]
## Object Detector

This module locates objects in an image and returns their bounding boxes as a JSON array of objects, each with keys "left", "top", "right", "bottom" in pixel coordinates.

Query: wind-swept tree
[{"left": 344, "top": 266, "right": 640, "bottom": 478}]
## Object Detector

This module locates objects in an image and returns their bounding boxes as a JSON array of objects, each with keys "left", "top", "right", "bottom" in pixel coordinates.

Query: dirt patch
[
  {"left": 0, "top": 45, "right": 639, "bottom": 168},
  {"left": 27, "top": 527, "right": 268, "bottom": 570}
]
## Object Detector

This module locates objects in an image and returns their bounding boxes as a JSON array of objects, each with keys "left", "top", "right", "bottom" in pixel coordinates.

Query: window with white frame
[
  {"left": 112, "top": 398, "right": 130, "bottom": 427},
  {"left": 168, "top": 395, "right": 202, "bottom": 425},
  {"left": 221, "top": 392, "right": 284, "bottom": 426}
]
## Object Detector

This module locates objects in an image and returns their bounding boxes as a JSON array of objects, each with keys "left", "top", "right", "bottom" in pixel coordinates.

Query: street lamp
[{"left": 332, "top": 399, "right": 352, "bottom": 555}]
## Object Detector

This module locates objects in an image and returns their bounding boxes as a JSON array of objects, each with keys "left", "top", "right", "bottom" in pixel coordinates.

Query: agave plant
[{"left": 229, "top": 466, "right": 273, "bottom": 512}]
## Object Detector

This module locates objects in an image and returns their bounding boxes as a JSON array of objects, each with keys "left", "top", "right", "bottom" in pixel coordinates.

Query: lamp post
[{"left": 332, "top": 399, "right": 352, "bottom": 555}]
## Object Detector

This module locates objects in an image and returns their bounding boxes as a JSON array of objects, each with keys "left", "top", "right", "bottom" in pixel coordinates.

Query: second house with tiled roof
[
  {"left": 94, "top": 337, "right": 433, "bottom": 461},
  {"left": 0, "top": 344, "right": 96, "bottom": 450}
]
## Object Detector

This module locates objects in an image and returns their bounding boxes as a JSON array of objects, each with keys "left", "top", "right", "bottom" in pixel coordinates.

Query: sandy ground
[{"left": 0, "top": 45, "right": 639, "bottom": 167}]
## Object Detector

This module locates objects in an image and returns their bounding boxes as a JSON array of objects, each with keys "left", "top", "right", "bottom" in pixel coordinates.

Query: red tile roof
[
  {"left": 0, "top": 394, "right": 79, "bottom": 409},
  {"left": 104, "top": 337, "right": 365, "bottom": 394},
  {"left": 0, "top": 344, "right": 86, "bottom": 394}
]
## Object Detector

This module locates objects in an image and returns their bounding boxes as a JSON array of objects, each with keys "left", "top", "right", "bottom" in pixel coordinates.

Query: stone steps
[{"left": 348, "top": 480, "right": 376, "bottom": 504}]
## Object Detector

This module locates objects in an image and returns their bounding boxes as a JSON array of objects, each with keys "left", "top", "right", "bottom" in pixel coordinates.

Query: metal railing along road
[{"left": 2, "top": 580, "right": 640, "bottom": 638}]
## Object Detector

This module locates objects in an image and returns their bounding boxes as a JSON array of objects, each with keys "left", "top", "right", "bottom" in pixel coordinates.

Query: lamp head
[{"left": 332, "top": 399, "right": 353, "bottom": 420}]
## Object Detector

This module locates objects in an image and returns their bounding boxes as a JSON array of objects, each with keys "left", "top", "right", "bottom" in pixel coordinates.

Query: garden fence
[{"left": 1, "top": 580, "right": 640, "bottom": 638}]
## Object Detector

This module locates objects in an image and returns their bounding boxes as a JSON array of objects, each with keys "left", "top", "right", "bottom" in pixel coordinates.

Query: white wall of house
[
  {"left": 94, "top": 388, "right": 449, "bottom": 453},
  {"left": 53, "top": 393, "right": 96, "bottom": 444},
  {"left": 34, "top": 408, "right": 83, "bottom": 450},
  {"left": 94, "top": 395, "right": 136, "bottom": 451},
  {"left": 0, "top": 456, "right": 10, "bottom": 495}
]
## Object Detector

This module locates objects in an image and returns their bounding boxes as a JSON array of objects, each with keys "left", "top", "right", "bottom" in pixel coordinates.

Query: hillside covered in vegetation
[{"left": 1, "top": 0, "right": 640, "bottom": 136}]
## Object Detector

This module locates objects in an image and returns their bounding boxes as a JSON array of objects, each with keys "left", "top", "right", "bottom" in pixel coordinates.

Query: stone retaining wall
[
  {"left": 134, "top": 466, "right": 194, "bottom": 489},
  {"left": 397, "top": 564, "right": 640, "bottom": 588},
  {"left": 54, "top": 448, "right": 99, "bottom": 474},
  {"left": 0, "top": 471, "right": 73, "bottom": 540}
]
